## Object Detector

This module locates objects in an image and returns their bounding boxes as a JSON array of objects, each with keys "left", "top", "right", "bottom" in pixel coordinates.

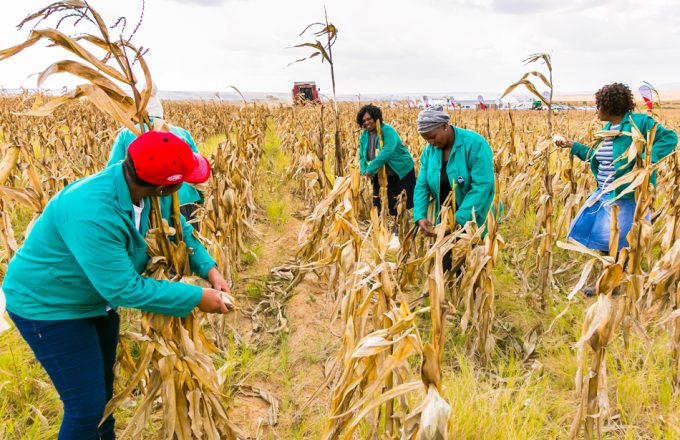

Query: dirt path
[{"left": 228, "top": 192, "right": 339, "bottom": 438}]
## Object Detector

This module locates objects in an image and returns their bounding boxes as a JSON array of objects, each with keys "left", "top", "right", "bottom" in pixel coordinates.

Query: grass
[
  {"left": 199, "top": 133, "right": 226, "bottom": 157},
  {"left": 0, "top": 327, "right": 60, "bottom": 440},
  {"left": 257, "top": 118, "right": 290, "bottom": 227},
  {"left": 240, "top": 241, "right": 263, "bottom": 267}
]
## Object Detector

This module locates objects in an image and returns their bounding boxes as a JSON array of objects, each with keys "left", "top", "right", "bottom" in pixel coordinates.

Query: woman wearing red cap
[{"left": 2, "top": 131, "right": 233, "bottom": 440}]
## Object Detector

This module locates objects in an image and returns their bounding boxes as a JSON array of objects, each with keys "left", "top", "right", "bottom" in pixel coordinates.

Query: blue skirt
[{"left": 567, "top": 188, "right": 637, "bottom": 252}]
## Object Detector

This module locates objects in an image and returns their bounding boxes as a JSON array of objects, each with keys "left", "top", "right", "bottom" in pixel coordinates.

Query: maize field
[
  {"left": 1, "top": 3, "right": 679, "bottom": 439},
  {"left": 0, "top": 92, "right": 679, "bottom": 439}
]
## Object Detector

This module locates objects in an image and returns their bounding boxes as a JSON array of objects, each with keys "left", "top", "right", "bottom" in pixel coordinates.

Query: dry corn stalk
[
  {"left": 106, "top": 194, "right": 243, "bottom": 439},
  {"left": 201, "top": 110, "right": 264, "bottom": 283},
  {"left": 569, "top": 263, "right": 624, "bottom": 440},
  {"left": 615, "top": 121, "right": 657, "bottom": 343}
]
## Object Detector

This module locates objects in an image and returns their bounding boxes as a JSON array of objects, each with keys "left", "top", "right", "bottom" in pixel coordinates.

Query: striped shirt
[{"left": 595, "top": 123, "right": 620, "bottom": 189}]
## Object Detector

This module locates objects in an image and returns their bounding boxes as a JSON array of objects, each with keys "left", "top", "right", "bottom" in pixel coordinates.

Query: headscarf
[
  {"left": 417, "top": 105, "right": 450, "bottom": 133},
  {"left": 146, "top": 83, "right": 164, "bottom": 119}
]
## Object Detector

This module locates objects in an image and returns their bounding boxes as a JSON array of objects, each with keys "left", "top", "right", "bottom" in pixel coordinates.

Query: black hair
[
  {"left": 595, "top": 83, "right": 635, "bottom": 116},
  {"left": 356, "top": 104, "right": 382, "bottom": 127},
  {"left": 123, "top": 155, "right": 156, "bottom": 187}
]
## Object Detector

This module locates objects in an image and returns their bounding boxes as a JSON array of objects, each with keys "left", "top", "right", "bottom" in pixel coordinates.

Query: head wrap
[
  {"left": 146, "top": 83, "right": 164, "bottom": 119},
  {"left": 417, "top": 105, "right": 450, "bottom": 133}
]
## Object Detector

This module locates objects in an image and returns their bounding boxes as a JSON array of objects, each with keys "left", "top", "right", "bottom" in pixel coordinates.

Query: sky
[{"left": 0, "top": 0, "right": 679, "bottom": 97}]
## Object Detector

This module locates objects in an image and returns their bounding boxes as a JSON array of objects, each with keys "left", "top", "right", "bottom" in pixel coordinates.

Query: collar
[
  {"left": 604, "top": 111, "right": 632, "bottom": 130},
  {"left": 112, "top": 162, "right": 134, "bottom": 213},
  {"left": 452, "top": 125, "right": 464, "bottom": 149}
]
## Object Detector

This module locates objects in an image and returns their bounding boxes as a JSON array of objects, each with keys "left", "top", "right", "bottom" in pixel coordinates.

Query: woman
[
  {"left": 413, "top": 106, "right": 496, "bottom": 243},
  {"left": 357, "top": 104, "right": 416, "bottom": 216},
  {"left": 2, "top": 131, "right": 233, "bottom": 440},
  {"left": 556, "top": 83, "right": 677, "bottom": 256},
  {"left": 108, "top": 84, "right": 203, "bottom": 227}
]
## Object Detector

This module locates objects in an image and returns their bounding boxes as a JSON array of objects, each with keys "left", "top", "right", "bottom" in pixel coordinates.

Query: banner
[
  {"left": 477, "top": 95, "right": 485, "bottom": 110},
  {"left": 639, "top": 84, "right": 653, "bottom": 110}
]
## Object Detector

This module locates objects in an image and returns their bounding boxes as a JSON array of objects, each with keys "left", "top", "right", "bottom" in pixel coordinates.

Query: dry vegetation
[{"left": 0, "top": 94, "right": 679, "bottom": 439}]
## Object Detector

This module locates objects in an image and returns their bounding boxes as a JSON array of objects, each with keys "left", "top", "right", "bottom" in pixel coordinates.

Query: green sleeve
[
  {"left": 455, "top": 141, "right": 495, "bottom": 226},
  {"left": 159, "top": 195, "right": 216, "bottom": 277},
  {"left": 649, "top": 120, "right": 678, "bottom": 163},
  {"left": 358, "top": 133, "right": 368, "bottom": 174},
  {"left": 181, "top": 213, "right": 217, "bottom": 278},
  {"left": 570, "top": 141, "right": 593, "bottom": 162},
  {"left": 60, "top": 218, "right": 202, "bottom": 317},
  {"left": 107, "top": 129, "right": 135, "bottom": 166},
  {"left": 413, "top": 148, "right": 432, "bottom": 223},
  {"left": 365, "top": 125, "right": 398, "bottom": 175}
]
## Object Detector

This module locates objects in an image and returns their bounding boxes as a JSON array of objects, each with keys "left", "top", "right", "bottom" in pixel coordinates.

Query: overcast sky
[{"left": 1, "top": 0, "right": 678, "bottom": 96}]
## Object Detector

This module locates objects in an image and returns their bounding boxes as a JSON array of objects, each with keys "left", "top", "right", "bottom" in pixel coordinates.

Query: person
[
  {"left": 2, "top": 131, "right": 234, "bottom": 440},
  {"left": 357, "top": 104, "right": 416, "bottom": 217},
  {"left": 555, "top": 83, "right": 677, "bottom": 269},
  {"left": 413, "top": 106, "right": 496, "bottom": 269},
  {"left": 108, "top": 84, "right": 204, "bottom": 227}
]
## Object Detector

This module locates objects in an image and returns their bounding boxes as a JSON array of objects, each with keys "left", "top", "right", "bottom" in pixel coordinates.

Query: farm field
[{"left": 0, "top": 95, "right": 679, "bottom": 439}]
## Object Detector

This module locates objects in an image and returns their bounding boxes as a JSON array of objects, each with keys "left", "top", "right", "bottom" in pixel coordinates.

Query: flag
[
  {"left": 639, "top": 85, "right": 653, "bottom": 110},
  {"left": 542, "top": 90, "right": 550, "bottom": 104}
]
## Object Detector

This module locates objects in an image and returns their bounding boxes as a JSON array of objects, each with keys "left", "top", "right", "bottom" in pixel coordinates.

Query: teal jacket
[
  {"left": 413, "top": 126, "right": 495, "bottom": 227},
  {"left": 571, "top": 112, "right": 678, "bottom": 199},
  {"left": 108, "top": 120, "right": 203, "bottom": 205},
  {"left": 358, "top": 122, "right": 414, "bottom": 179},
  {"left": 2, "top": 163, "right": 216, "bottom": 321}
]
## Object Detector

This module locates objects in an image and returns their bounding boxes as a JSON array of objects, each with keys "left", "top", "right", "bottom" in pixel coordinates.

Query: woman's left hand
[{"left": 207, "top": 266, "right": 231, "bottom": 293}]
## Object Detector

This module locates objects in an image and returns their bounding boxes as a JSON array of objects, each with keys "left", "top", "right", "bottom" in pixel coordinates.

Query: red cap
[{"left": 128, "top": 131, "right": 211, "bottom": 185}]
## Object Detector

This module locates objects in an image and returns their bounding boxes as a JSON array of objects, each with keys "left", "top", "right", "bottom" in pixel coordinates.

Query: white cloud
[{"left": 0, "top": 0, "right": 678, "bottom": 96}]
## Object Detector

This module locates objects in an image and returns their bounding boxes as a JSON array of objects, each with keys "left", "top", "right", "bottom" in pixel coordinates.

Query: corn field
[{"left": 1, "top": 92, "right": 680, "bottom": 439}]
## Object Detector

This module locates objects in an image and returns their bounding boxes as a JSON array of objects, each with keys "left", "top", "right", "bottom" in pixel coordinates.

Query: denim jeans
[{"left": 8, "top": 310, "right": 120, "bottom": 440}]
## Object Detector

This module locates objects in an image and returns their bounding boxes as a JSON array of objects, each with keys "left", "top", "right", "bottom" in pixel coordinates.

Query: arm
[
  {"left": 650, "top": 120, "right": 678, "bottom": 163},
  {"left": 570, "top": 141, "right": 595, "bottom": 162},
  {"left": 60, "top": 218, "right": 202, "bottom": 317},
  {"left": 413, "top": 148, "right": 432, "bottom": 224},
  {"left": 455, "top": 141, "right": 495, "bottom": 226},
  {"left": 107, "top": 129, "right": 135, "bottom": 166},
  {"left": 365, "top": 125, "right": 399, "bottom": 175},
  {"left": 180, "top": 212, "right": 217, "bottom": 278},
  {"left": 358, "top": 132, "right": 368, "bottom": 174}
]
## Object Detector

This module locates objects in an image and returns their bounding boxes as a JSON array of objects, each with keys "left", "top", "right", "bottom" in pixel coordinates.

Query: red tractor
[{"left": 292, "top": 82, "right": 320, "bottom": 104}]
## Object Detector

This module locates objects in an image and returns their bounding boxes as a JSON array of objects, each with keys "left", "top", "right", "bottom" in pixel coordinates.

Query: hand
[
  {"left": 198, "top": 288, "right": 234, "bottom": 314},
  {"left": 363, "top": 172, "right": 374, "bottom": 178},
  {"left": 553, "top": 135, "right": 574, "bottom": 149},
  {"left": 417, "top": 219, "right": 437, "bottom": 237},
  {"left": 207, "top": 266, "right": 231, "bottom": 293}
]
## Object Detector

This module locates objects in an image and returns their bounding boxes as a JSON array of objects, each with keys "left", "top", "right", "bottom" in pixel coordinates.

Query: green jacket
[
  {"left": 413, "top": 126, "right": 495, "bottom": 227},
  {"left": 571, "top": 112, "right": 678, "bottom": 199},
  {"left": 108, "top": 120, "right": 203, "bottom": 205},
  {"left": 358, "top": 122, "right": 414, "bottom": 179},
  {"left": 2, "top": 163, "right": 215, "bottom": 321}
]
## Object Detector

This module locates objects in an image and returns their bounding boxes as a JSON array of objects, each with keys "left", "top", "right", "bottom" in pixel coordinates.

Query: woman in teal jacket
[
  {"left": 108, "top": 87, "right": 203, "bottom": 227},
  {"left": 413, "top": 106, "right": 496, "bottom": 251},
  {"left": 2, "top": 131, "right": 233, "bottom": 440},
  {"left": 357, "top": 104, "right": 415, "bottom": 216},
  {"left": 556, "top": 83, "right": 677, "bottom": 257}
]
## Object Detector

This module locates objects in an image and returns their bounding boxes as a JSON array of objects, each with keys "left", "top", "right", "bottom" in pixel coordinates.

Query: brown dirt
[{"left": 227, "top": 195, "right": 339, "bottom": 438}]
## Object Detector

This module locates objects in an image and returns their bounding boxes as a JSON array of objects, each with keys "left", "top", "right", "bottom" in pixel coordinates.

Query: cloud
[
  {"left": 490, "top": 0, "right": 610, "bottom": 14},
  {"left": 164, "top": 0, "right": 241, "bottom": 6}
]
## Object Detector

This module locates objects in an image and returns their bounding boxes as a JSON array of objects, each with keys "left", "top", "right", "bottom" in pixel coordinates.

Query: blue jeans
[{"left": 8, "top": 310, "right": 119, "bottom": 440}]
